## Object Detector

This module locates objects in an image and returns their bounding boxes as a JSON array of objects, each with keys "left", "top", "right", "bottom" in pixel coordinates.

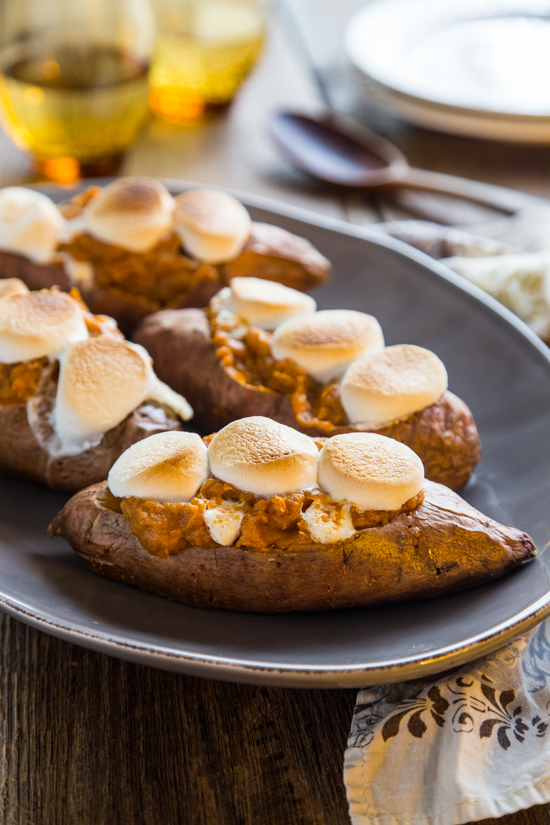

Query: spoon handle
[{"left": 398, "top": 166, "right": 545, "bottom": 214}]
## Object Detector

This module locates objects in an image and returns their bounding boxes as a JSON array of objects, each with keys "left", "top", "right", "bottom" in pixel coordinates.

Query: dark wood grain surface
[{"left": 2, "top": 2, "right": 550, "bottom": 823}]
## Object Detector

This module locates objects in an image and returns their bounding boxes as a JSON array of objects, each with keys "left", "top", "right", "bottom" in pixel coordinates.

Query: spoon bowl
[{"left": 270, "top": 111, "right": 407, "bottom": 187}]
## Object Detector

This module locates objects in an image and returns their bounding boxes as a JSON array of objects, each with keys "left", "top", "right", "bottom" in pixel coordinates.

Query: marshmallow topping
[
  {"left": 173, "top": 189, "right": 251, "bottom": 264},
  {"left": 318, "top": 433, "right": 424, "bottom": 511},
  {"left": 0, "top": 289, "right": 88, "bottom": 364},
  {"left": 340, "top": 344, "right": 448, "bottom": 429},
  {"left": 0, "top": 278, "right": 29, "bottom": 300},
  {"left": 54, "top": 338, "right": 192, "bottom": 453},
  {"left": 108, "top": 432, "right": 208, "bottom": 502},
  {"left": 81, "top": 177, "right": 174, "bottom": 253},
  {"left": 207, "top": 416, "right": 319, "bottom": 496},
  {"left": 271, "top": 309, "right": 384, "bottom": 383},
  {"left": 0, "top": 187, "right": 65, "bottom": 264},
  {"left": 218, "top": 276, "right": 316, "bottom": 330}
]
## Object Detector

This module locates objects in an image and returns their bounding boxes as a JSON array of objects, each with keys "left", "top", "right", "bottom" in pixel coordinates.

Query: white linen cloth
[
  {"left": 345, "top": 621, "right": 550, "bottom": 825},
  {"left": 344, "top": 207, "right": 550, "bottom": 825}
]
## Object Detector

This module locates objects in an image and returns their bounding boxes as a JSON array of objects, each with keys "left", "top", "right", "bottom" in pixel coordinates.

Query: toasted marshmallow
[
  {"left": 218, "top": 277, "right": 316, "bottom": 330},
  {"left": 204, "top": 501, "right": 244, "bottom": 546},
  {"left": 62, "top": 254, "right": 94, "bottom": 288},
  {"left": 0, "top": 290, "right": 88, "bottom": 364},
  {"left": 54, "top": 338, "right": 192, "bottom": 453},
  {"left": 318, "top": 433, "right": 424, "bottom": 511},
  {"left": 302, "top": 499, "right": 355, "bottom": 544},
  {"left": 0, "top": 187, "right": 65, "bottom": 264},
  {"left": 173, "top": 189, "right": 251, "bottom": 264},
  {"left": 82, "top": 177, "right": 174, "bottom": 253},
  {"left": 271, "top": 310, "right": 384, "bottom": 383},
  {"left": 0, "top": 278, "right": 29, "bottom": 299},
  {"left": 108, "top": 432, "right": 208, "bottom": 503},
  {"left": 207, "top": 416, "right": 319, "bottom": 496},
  {"left": 340, "top": 344, "right": 448, "bottom": 429}
]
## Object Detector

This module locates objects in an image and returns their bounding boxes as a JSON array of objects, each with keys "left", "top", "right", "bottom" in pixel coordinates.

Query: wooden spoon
[{"left": 270, "top": 111, "right": 545, "bottom": 214}]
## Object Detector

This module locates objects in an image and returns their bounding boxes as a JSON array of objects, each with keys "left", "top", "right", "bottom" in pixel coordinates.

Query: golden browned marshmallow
[
  {"left": 81, "top": 177, "right": 174, "bottom": 252},
  {"left": 54, "top": 338, "right": 192, "bottom": 453},
  {"left": 207, "top": 416, "right": 319, "bottom": 496},
  {"left": 0, "top": 278, "right": 29, "bottom": 299},
  {"left": 108, "top": 432, "right": 209, "bottom": 503},
  {"left": 218, "top": 276, "right": 316, "bottom": 330},
  {"left": 173, "top": 189, "right": 251, "bottom": 263},
  {"left": 318, "top": 433, "right": 424, "bottom": 511},
  {"left": 271, "top": 309, "right": 384, "bottom": 383},
  {"left": 0, "top": 289, "right": 88, "bottom": 363},
  {"left": 340, "top": 344, "right": 448, "bottom": 429},
  {"left": 0, "top": 187, "right": 65, "bottom": 263}
]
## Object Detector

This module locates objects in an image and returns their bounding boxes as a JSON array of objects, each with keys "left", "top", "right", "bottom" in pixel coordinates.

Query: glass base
[
  {"left": 33, "top": 154, "right": 124, "bottom": 183},
  {"left": 149, "top": 88, "right": 231, "bottom": 124}
]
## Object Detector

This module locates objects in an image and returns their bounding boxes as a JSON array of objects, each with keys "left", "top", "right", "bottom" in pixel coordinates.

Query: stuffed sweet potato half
[
  {"left": 0, "top": 281, "right": 193, "bottom": 492},
  {"left": 0, "top": 180, "right": 330, "bottom": 335},
  {"left": 134, "top": 278, "right": 481, "bottom": 492},
  {"left": 49, "top": 417, "right": 535, "bottom": 614}
]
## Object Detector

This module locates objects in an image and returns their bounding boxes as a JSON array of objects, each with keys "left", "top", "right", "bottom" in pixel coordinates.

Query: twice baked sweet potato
[
  {"left": 0, "top": 223, "right": 330, "bottom": 336},
  {"left": 134, "top": 308, "right": 481, "bottom": 491},
  {"left": 0, "top": 358, "right": 182, "bottom": 492},
  {"left": 49, "top": 479, "right": 535, "bottom": 613}
]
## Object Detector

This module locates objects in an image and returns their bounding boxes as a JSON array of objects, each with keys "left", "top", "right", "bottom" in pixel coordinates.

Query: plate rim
[{"left": 3, "top": 179, "right": 550, "bottom": 688}]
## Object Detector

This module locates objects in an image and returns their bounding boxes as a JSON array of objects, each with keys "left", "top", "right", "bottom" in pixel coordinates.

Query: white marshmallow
[
  {"left": 207, "top": 416, "right": 319, "bottom": 496},
  {"left": 203, "top": 501, "right": 245, "bottom": 546},
  {"left": 271, "top": 310, "right": 384, "bottom": 383},
  {"left": 0, "top": 187, "right": 65, "bottom": 264},
  {"left": 82, "top": 177, "right": 174, "bottom": 253},
  {"left": 108, "top": 432, "right": 208, "bottom": 503},
  {"left": 218, "top": 277, "right": 316, "bottom": 330},
  {"left": 0, "top": 278, "right": 29, "bottom": 299},
  {"left": 318, "top": 433, "right": 424, "bottom": 511},
  {"left": 0, "top": 290, "right": 88, "bottom": 364},
  {"left": 302, "top": 499, "right": 355, "bottom": 544},
  {"left": 173, "top": 189, "right": 251, "bottom": 264},
  {"left": 54, "top": 338, "right": 192, "bottom": 454},
  {"left": 62, "top": 254, "right": 95, "bottom": 288},
  {"left": 340, "top": 344, "right": 448, "bottom": 429}
]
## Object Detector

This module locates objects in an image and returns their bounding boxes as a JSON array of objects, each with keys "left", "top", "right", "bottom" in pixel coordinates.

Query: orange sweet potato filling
[
  {"left": 111, "top": 477, "right": 425, "bottom": 559},
  {"left": 0, "top": 357, "right": 48, "bottom": 405},
  {"left": 59, "top": 188, "right": 219, "bottom": 310},
  {"left": 208, "top": 296, "right": 348, "bottom": 432}
]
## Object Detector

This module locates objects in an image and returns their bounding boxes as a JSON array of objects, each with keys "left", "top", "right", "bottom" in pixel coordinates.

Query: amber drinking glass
[
  {"left": 0, "top": 0, "right": 154, "bottom": 182},
  {"left": 149, "top": 0, "right": 265, "bottom": 123}
]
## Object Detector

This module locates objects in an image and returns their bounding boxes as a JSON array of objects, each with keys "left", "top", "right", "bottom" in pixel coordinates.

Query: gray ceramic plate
[{"left": 1, "top": 181, "right": 550, "bottom": 688}]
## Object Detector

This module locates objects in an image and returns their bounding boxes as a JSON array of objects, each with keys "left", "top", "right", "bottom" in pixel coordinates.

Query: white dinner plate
[{"left": 345, "top": 0, "right": 550, "bottom": 143}]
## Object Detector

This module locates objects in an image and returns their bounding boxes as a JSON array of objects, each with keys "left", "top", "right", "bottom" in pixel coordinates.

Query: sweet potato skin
[
  {"left": 49, "top": 480, "right": 535, "bottom": 613},
  {"left": 0, "top": 359, "right": 182, "bottom": 492},
  {"left": 0, "top": 251, "right": 71, "bottom": 291},
  {"left": 134, "top": 309, "right": 481, "bottom": 491}
]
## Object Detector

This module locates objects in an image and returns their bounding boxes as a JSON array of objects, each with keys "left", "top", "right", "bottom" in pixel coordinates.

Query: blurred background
[{"left": 0, "top": 0, "right": 548, "bottom": 220}]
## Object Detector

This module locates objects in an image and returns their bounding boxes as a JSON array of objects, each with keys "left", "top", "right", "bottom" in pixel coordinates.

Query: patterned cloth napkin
[
  {"left": 345, "top": 621, "right": 550, "bottom": 825},
  {"left": 343, "top": 209, "right": 550, "bottom": 825}
]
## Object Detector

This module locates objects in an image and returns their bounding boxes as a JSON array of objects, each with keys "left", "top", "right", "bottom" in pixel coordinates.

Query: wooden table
[{"left": 1, "top": 3, "right": 550, "bottom": 823}]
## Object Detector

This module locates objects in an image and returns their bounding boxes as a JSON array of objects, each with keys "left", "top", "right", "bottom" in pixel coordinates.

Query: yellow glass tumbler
[
  {"left": 149, "top": 0, "right": 265, "bottom": 123},
  {"left": 0, "top": 0, "right": 154, "bottom": 182}
]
